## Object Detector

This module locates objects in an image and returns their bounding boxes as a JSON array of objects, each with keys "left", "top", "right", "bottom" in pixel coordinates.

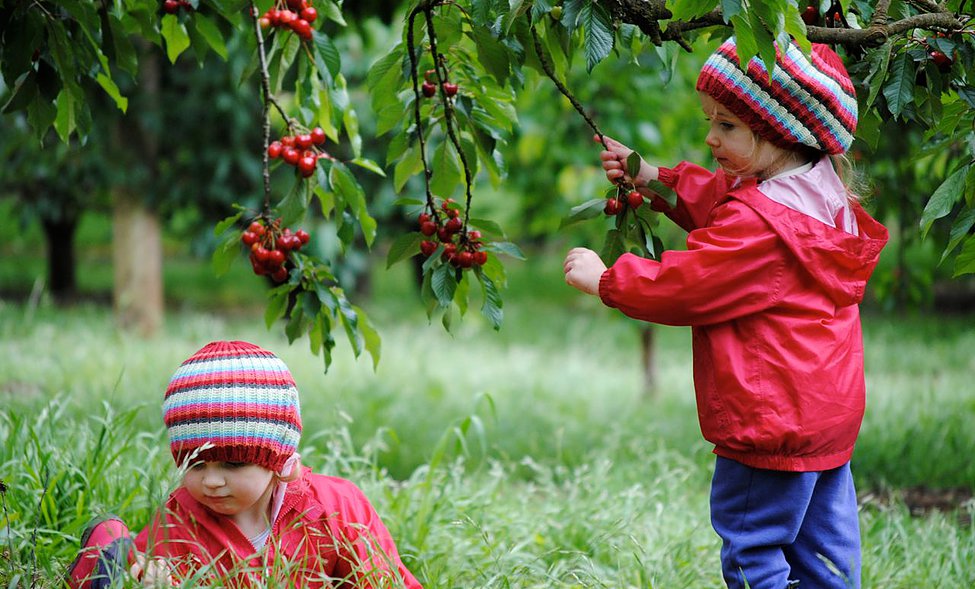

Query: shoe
[{"left": 66, "top": 514, "right": 133, "bottom": 589}]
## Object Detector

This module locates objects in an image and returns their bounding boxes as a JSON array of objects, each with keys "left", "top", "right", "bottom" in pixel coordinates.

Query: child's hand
[
  {"left": 131, "top": 553, "right": 174, "bottom": 587},
  {"left": 563, "top": 247, "right": 607, "bottom": 296},
  {"left": 595, "top": 135, "right": 657, "bottom": 187}
]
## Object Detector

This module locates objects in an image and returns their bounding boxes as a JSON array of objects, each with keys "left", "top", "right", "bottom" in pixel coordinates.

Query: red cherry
[
  {"left": 295, "top": 20, "right": 313, "bottom": 40},
  {"left": 420, "top": 221, "right": 437, "bottom": 236},
  {"left": 280, "top": 135, "right": 295, "bottom": 147},
  {"left": 282, "top": 147, "right": 300, "bottom": 165},
  {"left": 445, "top": 217, "right": 463, "bottom": 234},
  {"left": 252, "top": 245, "right": 271, "bottom": 263},
  {"left": 295, "top": 134, "right": 313, "bottom": 149},
  {"left": 443, "top": 83, "right": 458, "bottom": 97},
  {"left": 310, "top": 127, "right": 326, "bottom": 145},
  {"left": 250, "top": 255, "right": 268, "bottom": 276},
  {"left": 446, "top": 207, "right": 459, "bottom": 219},
  {"left": 801, "top": 5, "right": 818, "bottom": 25},
  {"left": 278, "top": 10, "right": 297, "bottom": 24},
  {"left": 295, "top": 229, "right": 310, "bottom": 245},
  {"left": 163, "top": 0, "right": 179, "bottom": 13},
  {"left": 441, "top": 198, "right": 456, "bottom": 210},
  {"left": 421, "top": 81, "right": 436, "bottom": 98},
  {"left": 455, "top": 251, "right": 474, "bottom": 268},
  {"left": 300, "top": 6, "right": 317, "bottom": 22},
  {"left": 626, "top": 190, "right": 643, "bottom": 210},
  {"left": 930, "top": 50, "right": 952, "bottom": 72},
  {"left": 441, "top": 243, "right": 457, "bottom": 262},
  {"left": 418, "top": 212, "right": 431, "bottom": 226},
  {"left": 267, "top": 249, "right": 286, "bottom": 266},
  {"left": 259, "top": 16, "right": 272, "bottom": 29},
  {"left": 420, "top": 240, "right": 438, "bottom": 257},
  {"left": 271, "top": 267, "right": 289, "bottom": 283},
  {"left": 248, "top": 221, "right": 265, "bottom": 236},
  {"left": 240, "top": 231, "right": 258, "bottom": 246},
  {"left": 424, "top": 69, "right": 437, "bottom": 82},
  {"left": 604, "top": 198, "right": 623, "bottom": 216},
  {"left": 473, "top": 251, "right": 488, "bottom": 266},
  {"left": 298, "top": 156, "right": 317, "bottom": 177},
  {"left": 467, "top": 230, "right": 481, "bottom": 240},
  {"left": 267, "top": 141, "right": 282, "bottom": 159},
  {"left": 438, "top": 227, "right": 453, "bottom": 243}
]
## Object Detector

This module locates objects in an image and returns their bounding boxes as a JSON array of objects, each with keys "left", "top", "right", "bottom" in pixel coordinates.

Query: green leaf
[
  {"left": 581, "top": 0, "right": 614, "bottom": 72},
  {"left": 211, "top": 233, "right": 240, "bottom": 277},
  {"left": 343, "top": 107, "right": 362, "bottom": 158},
  {"left": 941, "top": 207, "right": 975, "bottom": 264},
  {"left": 953, "top": 235, "right": 975, "bottom": 277},
  {"left": 626, "top": 151, "right": 642, "bottom": 180},
  {"left": 394, "top": 144, "right": 424, "bottom": 192},
  {"left": 214, "top": 211, "right": 244, "bottom": 236},
  {"left": 161, "top": 15, "right": 191, "bottom": 63},
  {"left": 95, "top": 72, "right": 128, "bottom": 113},
  {"left": 476, "top": 269, "right": 504, "bottom": 330},
  {"left": 471, "top": 27, "right": 511, "bottom": 84},
  {"left": 350, "top": 158, "right": 386, "bottom": 176},
  {"left": 431, "top": 141, "right": 462, "bottom": 197},
  {"left": 469, "top": 217, "right": 506, "bottom": 238},
  {"left": 386, "top": 232, "right": 424, "bottom": 268},
  {"left": 193, "top": 14, "right": 228, "bottom": 60},
  {"left": 264, "top": 287, "right": 291, "bottom": 329},
  {"left": 671, "top": 0, "right": 720, "bottom": 20},
  {"left": 321, "top": 0, "right": 346, "bottom": 26},
  {"left": 883, "top": 52, "right": 914, "bottom": 119},
  {"left": 353, "top": 305, "right": 382, "bottom": 370},
  {"left": 431, "top": 263, "right": 457, "bottom": 307},
  {"left": 601, "top": 228, "right": 625, "bottom": 263},
  {"left": 721, "top": 0, "right": 743, "bottom": 21},
  {"left": 920, "top": 166, "right": 968, "bottom": 238},
  {"left": 337, "top": 295, "right": 363, "bottom": 357},
  {"left": 560, "top": 198, "right": 606, "bottom": 228},
  {"left": 54, "top": 87, "right": 78, "bottom": 142},
  {"left": 285, "top": 307, "right": 305, "bottom": 344},
  {"left": 485, "top": 241, "right": 526, "bottom": 260},
  {"left": 313, "top": 30, "right": 341, "bottom": 80}
]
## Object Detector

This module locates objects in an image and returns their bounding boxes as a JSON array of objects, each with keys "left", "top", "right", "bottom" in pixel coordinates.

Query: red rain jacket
[
  {"left": 134, "top": 468, "right": 422, "bottom": 588},
  {"left": 599, "top": 161, "right": 888, "bottom": 471}
]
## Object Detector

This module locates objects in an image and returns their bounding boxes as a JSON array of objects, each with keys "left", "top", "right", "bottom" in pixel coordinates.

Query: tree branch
[{"left": 602, "top": 0, "right": 965, "bottom": 50}]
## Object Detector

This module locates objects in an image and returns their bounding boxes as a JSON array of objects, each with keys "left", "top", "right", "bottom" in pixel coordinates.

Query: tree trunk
[
  {"left": 640, "top": 324, "right": 657, "bottom": 399},
  {"left": 41, "top": 214, "right": 79, "bottom": 302},
  {"left": 111, "top": 43, "right": 163, "bottom": 336},
  {"left": 112, "top": 190, "right": 164, "bottom": 336}
]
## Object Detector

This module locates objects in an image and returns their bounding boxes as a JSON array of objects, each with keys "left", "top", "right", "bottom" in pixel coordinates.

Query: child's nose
[
  {"left": 202, "top": 470, "right": 225, "bottom": 487},
  {"left": 705, "top": 130, "right": 719, "bottom": 148}
]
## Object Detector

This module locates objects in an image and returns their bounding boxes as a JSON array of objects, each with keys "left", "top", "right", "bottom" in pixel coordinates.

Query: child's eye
[
  {"left": 719, "top": 122, "right": 735, "bottom": 130},
  {"left": 189, "top": 462, "right": 206, "bottom": 471},
  {"left": 224, "top": 462, "right": 248, "bottom": 469}
]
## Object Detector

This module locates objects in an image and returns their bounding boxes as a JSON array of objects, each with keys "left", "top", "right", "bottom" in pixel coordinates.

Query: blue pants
[{"left": 710, "top": 457, "right": 861, "bottom": 589}]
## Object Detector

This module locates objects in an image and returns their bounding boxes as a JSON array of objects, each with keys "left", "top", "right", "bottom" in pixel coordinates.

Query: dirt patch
[{"left": 861, "top": 486, "right": 974, "bottom": 526}]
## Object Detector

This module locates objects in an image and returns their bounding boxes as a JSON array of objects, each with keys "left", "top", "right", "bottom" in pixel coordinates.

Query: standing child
[
  {"left": 563, "top": 38, "right": 888, "bottom": 589},
  {"left": 68, "top": 340, "right": 423, "bottom": 589}
]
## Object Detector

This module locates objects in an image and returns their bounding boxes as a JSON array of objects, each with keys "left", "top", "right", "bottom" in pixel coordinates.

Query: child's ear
[{"left": 275, "top": 454, "right": 302, "bottom": 483}]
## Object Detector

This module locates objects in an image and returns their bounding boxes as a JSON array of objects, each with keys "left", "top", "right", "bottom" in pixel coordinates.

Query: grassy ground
[{"left": 1, "top": 231, "right": 974, "bottom": 586}]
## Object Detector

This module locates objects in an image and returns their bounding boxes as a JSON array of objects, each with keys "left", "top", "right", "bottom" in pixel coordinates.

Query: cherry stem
[
  {"left": 406, "top": 6, "right": 440, "bottom": 223},
  {"left": 424, "top": 6, "right": 475, "bottom": 231},
  {"left": 530, "top": 24, "right": 633, "bottom": 192}
]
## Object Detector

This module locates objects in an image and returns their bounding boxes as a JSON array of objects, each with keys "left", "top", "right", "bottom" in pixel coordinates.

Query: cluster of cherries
[
  {"left": 267, "top": 127, "right": 332, "bottom": 177},
  {"left": 418, "top": 200, "right": 488, "bottom": 269},
  {"left": 421, "top": 69, "right": 459, "bottom": 98},
  {"left": 161, "top": 0, "right": 193, "bottom": 14},
  {"left": 258, "top": 0, "right": 318, "bottom": 42},
  {"left": 604, "top": 190, "right": 645, "bottom": 216},
  {"left": 241, "top": 218, "right": 311, "bottom": 282}
]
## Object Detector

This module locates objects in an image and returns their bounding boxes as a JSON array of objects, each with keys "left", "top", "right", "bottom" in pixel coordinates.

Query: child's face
[
  {"left": 699, "top": 92, "right": 785, "bottom": 178},
  {"left": 183, "top": 461, "right": 275, "bottom": 519}
]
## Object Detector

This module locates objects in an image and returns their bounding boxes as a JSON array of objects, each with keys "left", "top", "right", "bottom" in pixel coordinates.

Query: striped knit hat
[
  {"left": 163, "top": 341, "right": 302, "bottom": 472},
  {"left": 696, "top": 38, "right": 858, "bottom": 155}
]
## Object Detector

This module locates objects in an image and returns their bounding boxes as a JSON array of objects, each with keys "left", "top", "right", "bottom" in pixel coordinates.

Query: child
[
  {"left": 68, "top": 340, "right": 423, "bottom": 588},
  {"left": 563, "top": 38, "right": 888, "bottom": 589}
]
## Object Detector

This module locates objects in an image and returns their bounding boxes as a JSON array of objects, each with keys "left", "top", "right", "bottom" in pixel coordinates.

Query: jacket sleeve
[
  {"left": 332, "top": 484, "right": 423, "bottom": 589},
  {"left": 599, "top": 197, "right": 788, "bottom": 326},
  {"left": 652, "top": 162, "right": 728, "bottom": 232}
]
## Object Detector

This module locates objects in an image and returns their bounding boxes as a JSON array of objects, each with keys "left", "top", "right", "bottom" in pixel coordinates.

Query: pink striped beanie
[
  {"left": 163, "top": 341, "right": 302, "bottom": 472},
  {"left": 696, "top": 38, "right": 858, "bottom": 155}
]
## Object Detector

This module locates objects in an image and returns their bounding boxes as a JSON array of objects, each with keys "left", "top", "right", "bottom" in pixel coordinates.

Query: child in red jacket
[
  {"left": 564, "top": 39, "right": 887, "bottom": 589},
  {"left": 68, "top": 340, "right": 422, "bottom": 589}
]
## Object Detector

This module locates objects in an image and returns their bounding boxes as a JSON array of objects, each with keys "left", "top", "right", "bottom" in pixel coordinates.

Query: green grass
[{"left": 0, "top": 244, "right": 973, "bottom": 587}]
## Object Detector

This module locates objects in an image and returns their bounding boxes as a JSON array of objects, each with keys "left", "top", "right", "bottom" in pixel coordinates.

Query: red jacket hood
[{"left": 733, "top": 187, "right": 888, "bottom": 307}]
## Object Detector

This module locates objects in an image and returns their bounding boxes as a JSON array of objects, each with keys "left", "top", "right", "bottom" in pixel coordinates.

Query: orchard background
[{"left": 1, "top": 0, "right": 974, "bottom": 587}]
